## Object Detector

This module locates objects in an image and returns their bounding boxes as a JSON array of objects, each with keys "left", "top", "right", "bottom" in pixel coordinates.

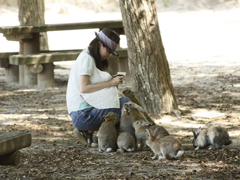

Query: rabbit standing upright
[
  {"left": 119, "top": 104, "right": 136, "bottom": 139},
  {"left": 192, "top": 126, "right": 231, "bottom": 150},
  {"left": 119, "top": 101, "right": 153, "bottom": 140},
  {"left": 122, "top": 89, "right": 142, "bottom": 107},
  {"left": 97, "top": 112, "right": 118, "bottom": 152},
  {"left": 146, "top": 129, "right": 184, "bottom": 160},
  {"left": 123, "top": 101, "right": 155, "bottom": 124}
]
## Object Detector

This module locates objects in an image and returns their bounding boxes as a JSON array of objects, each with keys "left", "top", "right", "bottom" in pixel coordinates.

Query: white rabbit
[
  {"left": 192, "top": 126, "right": 232, "bottom": 150},
  {"left": 117, "top": 132, "right": 136, "bottom": 153},
  {"left": 97, "top": 112, "right": 118, "bottom": 152},
  {"left": 146, "top": 129, "right": 184, "bottom": 160}
]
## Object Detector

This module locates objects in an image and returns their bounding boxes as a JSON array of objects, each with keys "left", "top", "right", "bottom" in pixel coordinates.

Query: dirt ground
[
  {"left": 0, "top": 56, "right": 240, "bottom": 179},
  {"left": 1, "top": 0, "right": 240, "bottom": 179}
]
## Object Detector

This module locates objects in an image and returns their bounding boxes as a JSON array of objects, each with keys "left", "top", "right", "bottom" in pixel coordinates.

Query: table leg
[
  {"left": 21, "top": 33, "right": 40, "bottom": 86},
  {"left": 5, "top": 65, "right": 19, "bottom": 82}
]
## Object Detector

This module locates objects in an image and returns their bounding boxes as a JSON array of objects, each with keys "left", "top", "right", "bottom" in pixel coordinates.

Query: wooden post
[
  {"left": 107, "top": 56, "right": 119, "bottom": 76},
  {"left": 19, "top": 41, "right": 25, "bottom": 85},
  {"left": 119, "top": 57, "right": 131, "bottom": 84},
  {"left": 0, "top": 150, "right": 21, "bottom": 166},
  {"left": 22, "top": 33, "right": 40, "bottom": 86}
]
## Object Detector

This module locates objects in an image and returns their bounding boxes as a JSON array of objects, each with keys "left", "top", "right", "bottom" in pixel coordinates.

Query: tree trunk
[
  {"left": 119, "top": 0, "right": 178, "bottom": 114},
  {"left": 18, "top": 0, "right": 49, "bottom": 50}
]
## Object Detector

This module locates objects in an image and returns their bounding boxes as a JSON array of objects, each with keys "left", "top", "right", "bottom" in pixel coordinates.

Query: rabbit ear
[
  {"left": 154, "top": 127, "right": 160, "bottom": 135},
  {"left": 196, "top": 127, "right": 202, "bottom": 135},
  {"left": 142, "top": 122, "right": 153, "bottom": 127},
  {"left": 192, "top": 129, "right": 197, "bottom": 139},
  {"left": 146, "top": 129, "right": 152, "bottom": 138}
]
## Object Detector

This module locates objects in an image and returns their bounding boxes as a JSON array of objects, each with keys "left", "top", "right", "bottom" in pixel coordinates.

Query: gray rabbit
[
  {"left": 133, "top": 120, "right": 170, "bottom": 150},
  {"left": 119, "top": 104, "right": 136, "bottom": 139},
  {"left": 97, "top": 112, "right": 118, "bottom": 152},
  {"left": 146, "top": 129, "right": 184, "bottom": 160},
  {"left": 192, "top": 126, "right": 232, "bottom": 150},
  {"left": 117, "top": 132, "right": 136, "bottom": 153}
]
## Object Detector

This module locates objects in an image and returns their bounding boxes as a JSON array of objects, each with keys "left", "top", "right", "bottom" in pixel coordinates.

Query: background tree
[
  {"left": 119, "top": 0, "right": 178, "bottom": 114},
  {"left": 18, "top": 0, "right": 48, "bottom": 50}
]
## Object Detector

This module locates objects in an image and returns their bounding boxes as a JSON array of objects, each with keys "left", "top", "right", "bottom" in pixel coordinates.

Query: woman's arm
[{"left": 79, "top": 75, "right": 123, "bottom": 94}]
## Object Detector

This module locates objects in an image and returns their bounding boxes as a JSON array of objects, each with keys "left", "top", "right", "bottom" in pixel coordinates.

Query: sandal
[
  {"left": 91, "top": 133, "right": 98, "bottom": 148},
  {"left": 81, "top": 131, "right": 93, "bottom": 145},
  {"left": 73, "top": 128, "right": 88, "bottom": 145}
]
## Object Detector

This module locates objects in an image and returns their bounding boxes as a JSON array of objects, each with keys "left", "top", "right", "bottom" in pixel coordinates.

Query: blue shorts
[{"left": 70, "top": 97, "right": 131, "bottom": 131}]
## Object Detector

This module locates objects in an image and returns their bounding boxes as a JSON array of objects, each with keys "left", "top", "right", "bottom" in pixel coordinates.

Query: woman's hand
[
  {"left": 110, "top": 76, "right": 124, "bottom": 86},
  {"left": 79, "top": 75, "right": 125, "bottom": 94}
]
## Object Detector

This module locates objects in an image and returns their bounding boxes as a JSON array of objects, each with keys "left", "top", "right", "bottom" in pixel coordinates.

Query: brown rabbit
[
  {"left": 117, "top": 132, "right": 136, "bottom": 153},
  {"left": 122, "top": 89, "right": 142, "bottom": 107},
  {"left": 133, "top": 120, "right": 170, "bottom": 150},
  {"left": 146, "top": 129, "right": 184, "bottom": 160},
  {"left": 192, "top": 126, "right": 231, "bottom": 150},
  {"left": 123, "top": 101, "right": 155, "bottom": 124},
  {"left": 97, "top": 112, "right": 118, "bottom": 152}
]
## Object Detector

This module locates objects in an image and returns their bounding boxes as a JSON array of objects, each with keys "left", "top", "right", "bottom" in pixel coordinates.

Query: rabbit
[
  {"left": 192, "top": 126, "right": 232, "bottom": 150},
  {"left": 146, "top": 129, "right": 184, "bottom": 160},
  {"left": 97, "top": 112, "right": 118, "bottom": 152},
  {"left": 133, "top": 120, "right": 170, "bottom": 150},
  {"left": 119, "top": 101, "right": 149, "bottom": 140},
  {"left": 123, "top": 101, "right": 155, "bottom": 124},
  {"left": 119, "top": 105, "right": 136, "bottom": 139},
  {"left": 122, "top": 89, "right": 142, "bottom": 107},
  {"left": 117, "top": 132, "right": 136, "bottom": 153}
]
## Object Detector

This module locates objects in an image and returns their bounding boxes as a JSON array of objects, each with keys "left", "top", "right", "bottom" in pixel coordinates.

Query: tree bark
[
  {"left": 18, "top": 0, "right": 49, "bottom": 50},
  {"left": 119, "top": 0, "right": 178, "bottom": 114}
]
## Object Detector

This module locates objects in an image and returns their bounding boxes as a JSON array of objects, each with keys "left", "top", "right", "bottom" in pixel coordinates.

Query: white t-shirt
[{"left": 66, "top": 49, "right": 119, "bottom": 114}]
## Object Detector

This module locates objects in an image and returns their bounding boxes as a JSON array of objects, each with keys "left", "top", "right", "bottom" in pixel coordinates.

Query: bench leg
[
  {"left": 19, "top": 65, "right": 25, "bottom": 85},
  {"left": 37, "top": 62, "right": 55, "bottom": 89},
  {"left": 5, "top": 65, "right": 19, "bottom": 82},
  {"left": 0, "top": 150, "right": 21, "bottom": 166},
  {"left": 25, "top": 65, "right": 38, "bottom": 85},
  {"left": 19, "top": 65, "right": 38, "bottom": 86}
]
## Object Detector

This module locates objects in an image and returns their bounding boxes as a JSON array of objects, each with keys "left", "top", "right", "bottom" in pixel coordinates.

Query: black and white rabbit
[{"left": 192, "top": 126, "right": 231, "bottom": 150}]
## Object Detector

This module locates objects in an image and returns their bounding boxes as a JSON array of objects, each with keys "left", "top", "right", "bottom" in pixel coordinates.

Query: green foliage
[{"left": 163, "top": 0, "right": 172, "bottom": 7}]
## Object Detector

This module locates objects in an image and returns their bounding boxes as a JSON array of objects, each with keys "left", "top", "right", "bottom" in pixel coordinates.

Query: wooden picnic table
[{"left": 0, "top": 20, "right": 125, "bottom": 89}]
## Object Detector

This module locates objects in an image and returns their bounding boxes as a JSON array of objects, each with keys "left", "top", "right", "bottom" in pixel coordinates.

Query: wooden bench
[
  {"left": 0, "top": 20, "right": 126, "bottom": 89},
  {"left": 0, "top": 48, "right": 129, "bottom": 88},
  {"left": 0, "top": 132, "right": 31, "bottom": 166}
]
